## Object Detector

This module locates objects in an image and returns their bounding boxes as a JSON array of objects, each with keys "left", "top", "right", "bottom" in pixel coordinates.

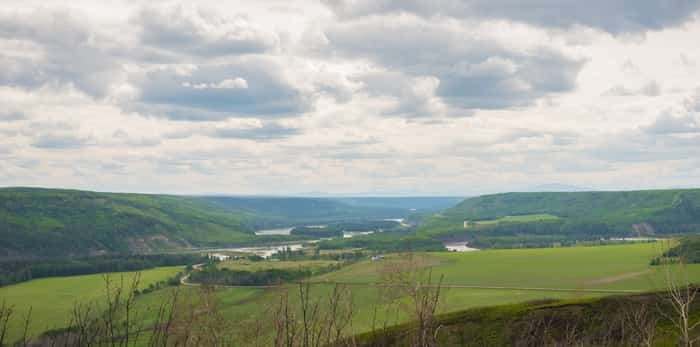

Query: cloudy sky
[{"left": 2, "top": 0, "right": 700, "bottom": 196}]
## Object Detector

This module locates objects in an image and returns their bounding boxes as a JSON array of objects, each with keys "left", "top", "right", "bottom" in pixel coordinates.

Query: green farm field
[
  {"left": 4, "top": 242, "right": 699, "bottom": 343},
  {"left": 135, "top": 242, "right": 700, "bottom": 339},
  {"left": 217, "top": 259, "right": 340, "bottom": 271},
  {"left": 0, "top": 266, "right": 183, "bottom": 342}
]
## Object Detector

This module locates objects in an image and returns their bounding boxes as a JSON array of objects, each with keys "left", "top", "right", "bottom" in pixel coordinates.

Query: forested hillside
[
  {"left": 0, "top": 188, "right": 425, "bottom": 259},
  {"left": 422, "top": 189, "right": 700, "bottom": 248},
  {"left": 0, "top": 188, "right": 255, "bottom": 258}
]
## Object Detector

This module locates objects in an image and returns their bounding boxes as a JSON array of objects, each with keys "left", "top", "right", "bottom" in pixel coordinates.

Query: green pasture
[
  {"left": 146, "top": 242, "right": 700, "bottom": 339},
  {"left": 7, "top": 242, "right": 700, "bottom": 343},
  {"left": 217, "top": 259, "right": 339, "bottom": 272},
  {"left": 0, "top": 266, "right": 183, "bottom": 342}
]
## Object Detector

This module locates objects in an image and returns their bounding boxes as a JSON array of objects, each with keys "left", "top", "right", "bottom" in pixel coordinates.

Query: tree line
[{"left": 0, "top": 254, "right": 208, "bottom": 287}]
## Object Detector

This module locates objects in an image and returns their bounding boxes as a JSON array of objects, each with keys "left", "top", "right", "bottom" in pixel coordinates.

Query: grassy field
[
  {"left": 0, "top": 266, "right": 183, "bottom": 342},
  {"left": 143, "top": 242, "right": 700, "bottom": 339},
  {"left": 313, "top": 242, "right": 681, "bottom": 289},
  {"left": 6, "top": 242, "right": 700, "bottom": 343},
  {"left": 217, "top": 259, "right": 339, "bottom": 271}
]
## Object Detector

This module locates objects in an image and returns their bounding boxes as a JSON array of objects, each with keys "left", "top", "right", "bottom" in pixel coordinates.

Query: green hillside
[
  {"left": 355, "top": 292, "right": 698, "bottom": 346},
  {"left": 0, "top": 188, "right": 426, "bottom": 259},
  {"left": 421, "top": 189, "right": 700, "bottom": 248},
  {"left": 0, "top": 188, "right": 255, "bottom": 258}
]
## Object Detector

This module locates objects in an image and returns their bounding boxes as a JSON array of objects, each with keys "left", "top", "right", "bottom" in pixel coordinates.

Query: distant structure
[
  {"left": 371, "top": 255, "right": 384, "bottom": 261},
  {"left": 464, "top": 220, "right": 470, "bottom": 229},
  {"left": 208, "top": 253, "right": 231, "bottom": 261}
]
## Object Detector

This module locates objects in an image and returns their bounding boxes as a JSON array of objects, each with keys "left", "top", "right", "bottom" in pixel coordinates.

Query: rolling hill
[
  {"left": 421, "top": 189, "right": 700, "bottom": 247},
  {"left": 0, "top": 188, "right": 255, "bottom": 258},
  {"left": 0, "top": 188, "right": 433, "bottom": 259}
]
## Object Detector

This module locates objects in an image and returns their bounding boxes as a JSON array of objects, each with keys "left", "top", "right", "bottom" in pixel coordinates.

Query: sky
[{"left": 1, "top": 0, "right": 700, "bottom": 196}]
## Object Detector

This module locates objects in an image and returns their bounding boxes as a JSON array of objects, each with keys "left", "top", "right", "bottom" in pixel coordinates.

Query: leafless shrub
[
  {"left": 267, "top": 281, "right": 358, "bottom": 347},
  {"left": 0, "top": 300, "right": 13, "bottom": 346},
  {"left": 656, "top": 243, "right": 700, "bottom": 347},
  {"left": 622, "top": 300, "right": 656, "bottom": 347},
  {"left": 100, "top": 273, "right": 143, "bottom": 347},
  {"left": 377, "top": 253, "right": 444, "bottom": 347},
  {"left": 324, "top": 284, "right": 355, "bottom": 346}
]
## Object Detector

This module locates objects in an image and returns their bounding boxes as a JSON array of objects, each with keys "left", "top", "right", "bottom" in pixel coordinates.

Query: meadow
[
  {"left": 4, "top": 242, "right": 700, "bottom": 344},
  {"left": 134, "top": 242, "right": 700, "bottom": 340},
  {"left": 217, "top": 259, "right": 340, "bottom": 271},
  {"left": 0, "top": 266, "right": 183, "bottom": 342}
]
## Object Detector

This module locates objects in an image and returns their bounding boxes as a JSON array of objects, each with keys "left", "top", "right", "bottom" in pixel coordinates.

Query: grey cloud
[
  {"left": 679, "top": 53, "right": 696, "bottom": 67},
  {"left": 359, "top": 72, "right": 448, "bottom": 117},
  {"left": 135, "top": 4, "right": 279, "bottom": 56},
  {"left": 99, "top": 161, "right": 128, "bottom": 173},
  {"left": 644, "top": 91, "right": 700, "bottom": 134},
  {"left": 32, "top": 133, "right": 91, "bottom": 149},
  {"left": 499, "top": 128, "right": 580, "bottom": 145},
  {"left": 325, "top": 150, "right": 396, "bottom": 160},
  {"left": 152, "top": 157, "right": 220, "bottom": 176},
  {"left": 685, "top": 90, "right": 700, "bottom": 112},
  {"left": 14, "top": 159, "right": 40, "bottom": 169},
  {"left": 587, "top": 132, "right": 700, "bottom": 163},
  {"left": 210, "top": 122, "right": 300, "bottom": 140},
  {"left": 603, "top": 81, "right": 661, "bottom": 96},
  {"left": 163, "top": 122, "right": 300, "bottom": 141},
  {"left": 130, "top": 58, "right": 312, "bottom": 120},
  {"left": 0, "top": 109, "right": 26, "bottom": 121},
  {"left": 326, "top": 16, "right": 583, "bottom": 113},
  {"left": 445, "top": 128, "right": 582, "bottom": 161},
  {"left": 645, "top": 112, "right": 700, "bottom": 134},
  {"left": 323, "top": 0, "right": 700, "bottom": 34},
  {"left": 105, "top": 129, "right": 161, "bottom": 147},
  {"left": 0, "top": 9, "right": 123, "bottom": 97},
  {"left": 162, "top": 129, "right": 196, "bottom": 140},
  {"left": 586, "top": 108, "right": 700, "bottom": 163}
]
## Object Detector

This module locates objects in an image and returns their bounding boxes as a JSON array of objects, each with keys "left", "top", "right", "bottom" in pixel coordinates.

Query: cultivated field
[
  {"left": 217, "top": 259, "right": 339, "bottom": 272},
  {"left": 0, "top": 266, "right": 183, "bottom": 342},
  {"left": 137, "top": 242, "right": 700, "bottom": 339},
  {"left": 4, "top": 242, "right": 700, "bottom": 343}
]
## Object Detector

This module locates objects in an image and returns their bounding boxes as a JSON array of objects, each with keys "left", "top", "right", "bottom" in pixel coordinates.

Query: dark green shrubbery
[{"left": 0, "top": 254, "right": 208, "bottom": 286}]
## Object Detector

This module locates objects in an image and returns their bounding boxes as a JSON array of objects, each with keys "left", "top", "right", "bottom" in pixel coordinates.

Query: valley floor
[{"left": 2, "top": 242, "right": 699, "bottom": 345}]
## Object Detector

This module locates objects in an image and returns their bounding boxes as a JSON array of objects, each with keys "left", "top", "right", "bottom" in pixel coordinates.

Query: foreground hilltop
[{"left": 422, "top": 189, "right": 700, "bottom": 248}]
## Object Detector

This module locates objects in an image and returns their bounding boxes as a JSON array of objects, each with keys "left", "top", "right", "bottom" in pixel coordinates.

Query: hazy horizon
[{"left": 4, "top": 183, "right": 700, "bottom": 198}]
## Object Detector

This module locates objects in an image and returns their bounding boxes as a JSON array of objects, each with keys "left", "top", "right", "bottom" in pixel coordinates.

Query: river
[
  {"left": 444, "top": 242, "right": 479, "bottom": 252},
  {"left": 254, "top": 227, "right": 294, "bottom": 236},
  {"left": 206, "top": 243, "right": 304, "bottom": 258}
]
